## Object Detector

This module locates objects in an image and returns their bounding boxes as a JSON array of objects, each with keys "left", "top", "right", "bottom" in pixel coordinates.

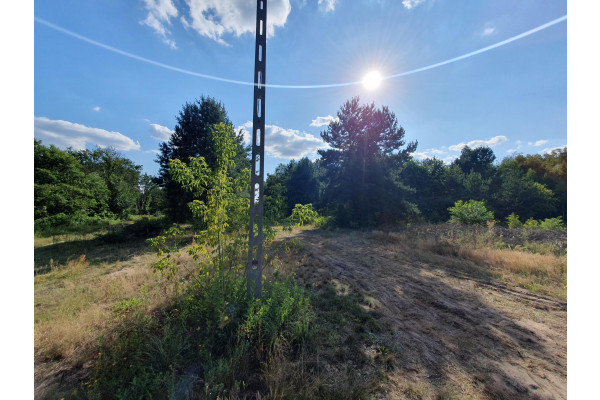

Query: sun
[{"left": 363, "top": 70, "right": 382, "bottom": 90}]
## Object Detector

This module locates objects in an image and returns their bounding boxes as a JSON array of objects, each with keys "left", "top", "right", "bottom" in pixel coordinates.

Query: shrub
[
  {"left": 538, "top": 217, "right": 566, "bottom": 230},
  {"left": 524, "top": 217, "right": 539, "bottom": 229},
  {"left": 89, "top": 274, "right": 312, "bottom": 399},
  {"left": 447, "top": 200, "right": 494, "bottom": 225},
  {"left": 506, "top": 213, "right": 523, "bottom": 229},
  {"left": 290, "top": 203, "right": 319, "bottom": 226}
]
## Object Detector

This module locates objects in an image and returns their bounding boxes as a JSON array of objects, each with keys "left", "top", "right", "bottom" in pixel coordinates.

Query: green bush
[
  {"left": 523, "top": 217, "right": 539, "bottom": 229},
  {"left": 538, "top": 217, "right": 566, "bottom": 230},
  {"left": 290, "top": 203, "right": 319, "bottom": 226},
  {"left": 447, "top": 200, "right": 494, "bottom": 225},
  {"left": 506, "top": 213, "right": 523, "bottom": 229},
  {"left": 89, "top": 274, "right": 312, "bottom": 399}
]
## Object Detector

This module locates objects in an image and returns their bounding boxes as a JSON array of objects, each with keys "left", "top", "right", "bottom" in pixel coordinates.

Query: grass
[
  {"left": 372, "top": 226, "right": 567, "bottom": 299},
  {"left": 35, "top": 222, "right": 566, "bottom": 398}
]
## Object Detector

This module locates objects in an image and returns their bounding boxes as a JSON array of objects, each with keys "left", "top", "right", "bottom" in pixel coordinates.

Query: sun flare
[{"left": 363, "top": 70, "right": 382, "bottom": 90}]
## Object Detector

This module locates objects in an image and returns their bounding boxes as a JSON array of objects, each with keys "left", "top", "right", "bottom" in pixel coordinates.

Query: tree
[
  {"left": 491, "top": 157, "right": 556, "bottom": 221},
  {"left": 400, "top": 158, "right": 456, "bottom": 222},
  {"left": 514, "top": 148, "right": 566, "bottom": 221},
  {"left": 159, "top": 122, "right": 250, "bottom": 271},
  {"left": 319, "top": 97, "right": 418, "bottom": 226},
  {"left": 157, "top": 96, "right": 249, "bottom": 221},
  {"left": 453, "top": 146, "right": 496, "bottom": 179},
  {"left": 72, "top": 147, "right": 142, "bottom": 218},
  {"left": 136, "top": 173, "right": 165, "bottom": 215},
  {"left": 34, "top": 140, "right": 108, "bottom": 221}
]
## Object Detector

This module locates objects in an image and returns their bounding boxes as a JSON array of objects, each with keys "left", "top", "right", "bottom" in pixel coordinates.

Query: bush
[
  {"left": 524, "top": 217, "right": 539, "bottom": 229},
  {"left": 448, "top": 200, "right": 494, "bottom": 225},
  {"left": 89, "top": 275, "right": 312, "bottom": 399},
  {"left": 34, "top": 212, "right": 115, "bottom": 237},
  {"left": 290, "top": 203, "right": 319, "bottom": 226},
  {"left": 506, "top": 213, "right": 523, "bottom": 229}
]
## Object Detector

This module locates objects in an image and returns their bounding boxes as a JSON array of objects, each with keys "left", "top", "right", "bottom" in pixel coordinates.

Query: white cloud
[
  {"left": 482, "top": 27, "right": 495, "bottom": 36},
  {"left": 402, "top": 0, "right": 426, "bottom": 9},
  {"left": 528, "top": 139, "right": 548, "bottom": 147},
  {"left": 310, "top": 115, "right": 339, "bottom": 127},
  {"left": 448, "top": 135, "right": 508, "bottom": 152},
  {"left": 318, "top": 0, "right": 337, "bottom": 12},
  {"left": 149, "top": 122, "right": 174, "bottom": 141},
  {"left": 181, "top": 0, "right": 291, "bottom": 45},
  {"left": 141, "top": 0, "right": 179, "bottom": 49},
  {"left": 238, "top": 121, "right": 327, "bottom": 159},
  {"left": 34, "top": 116, "right": 140, "bottom": 151},
  {"left": 93, "top": 106, "right": 101, "bottom": 112},
  {"left": 541, "top": 145, "right": 566, "bottom": 155}
]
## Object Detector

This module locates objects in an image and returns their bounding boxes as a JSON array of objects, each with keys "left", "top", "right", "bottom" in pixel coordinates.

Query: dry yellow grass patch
[
  {"left": 371, "top": 230, "right": 566, "bottom": 298},
  {"left": 34, "top": 251, "right": 190, "bottom": 367},
  {"left": 458, "top": 246, "right": 566, "bottom": 278}
]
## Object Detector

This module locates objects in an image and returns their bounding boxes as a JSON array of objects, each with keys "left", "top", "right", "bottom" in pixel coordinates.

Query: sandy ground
[{"left": 292, "top": 229, "right": 566, "bottom": 400}]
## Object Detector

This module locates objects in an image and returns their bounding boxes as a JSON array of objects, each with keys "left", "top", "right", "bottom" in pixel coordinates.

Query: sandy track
[{"left": 293, "top": 230, "right": 566, "bottom": 400}]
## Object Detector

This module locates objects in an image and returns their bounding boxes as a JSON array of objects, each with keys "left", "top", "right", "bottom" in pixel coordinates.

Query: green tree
[
  {"left": 514, "top": 148, "right": 566, "bottom": 221},
  {"left": 136, "top": 173, "right": 165, "bottom": 215},
  {"left": 453, "top": 146, "right": 496, "bottom": 179},
  {"left": 72, "top": 147, "right": 142, "bottom": 218},
  {"left": 400, "top": 158, "right": 457, "bottom": 222},
  {"left": 34, "top": 140, "right": 108, "bottom": 221},
  {"left": 168, "top": 123, "right": 250, "bottom": 267},
  {"left": 319, "top": 97, "right": 418, "bottom": 227},
  {"left": 492, "top": 157, "right": 556, "bottom": 221},
  {"left": 157, "top": 96, "right": 249, "bottom": 221}
]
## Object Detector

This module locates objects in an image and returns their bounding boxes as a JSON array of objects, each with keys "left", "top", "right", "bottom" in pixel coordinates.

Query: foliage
[
  {"left": 319, "top": 97, "right": 418, "bottom": 227},
  {"left": 136, "top": 173, "right": 165, "bottom": 215},
  {"left": 453, "top": 146, "right": 496, "bottom": 179},
  {"left": 168, "top": 122, "right": 250, "bottom": 270},
  {"left": 89, "top": 274, "right": 312, "bottom": 399},
  {"left": 72, "top": 147, "right": 142, "bottom": 218},
  {"left": 524, "top": 217, "right": 539, "bottom": 229},
  {"left": 290, "top": 203, "right": 319, "bottom": 226},
  {"left": 264, "top": 157, "right": 321, "bottom": 223},
  {"left": 34, "top": 140, "right": 109, "bottom": 221},
  {"left": 514, "top": 148, "right": 567, "bottom": 221},
  {"left": 523, "top": 217, "right": 566, "bottom": 231},
  {"left": 91, "top": 125, "right": 313, "bottom": 398},
  {"left": 492, "top": 157, "right": 556, "bottom": 222},
  {"left": 34, "top": 140, "right": 164, "bottom": 236},
  {"left": 506, "top": 213, "right": 523, "bottom": 229},
  {"left": 400, "top": 158, "right": 458, "bottom": 222},
  {"left": 156, "top": 97, "right": 250, "bottom": 221},
  {"left": 448, "top": 200, "right": 494, "bottom": 225},
  {"left": 538, "top": 217, "right": 566, "bottom": 230}
]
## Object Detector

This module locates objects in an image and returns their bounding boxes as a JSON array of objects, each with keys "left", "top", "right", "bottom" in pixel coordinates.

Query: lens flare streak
[{"left": 35, "top": 15, "right": 566, "bottom": 90}]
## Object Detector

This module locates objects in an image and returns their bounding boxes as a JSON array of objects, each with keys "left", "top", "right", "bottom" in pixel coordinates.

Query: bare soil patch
[{"left": 292, "top": 229, "right": 566, "bottom": 399}]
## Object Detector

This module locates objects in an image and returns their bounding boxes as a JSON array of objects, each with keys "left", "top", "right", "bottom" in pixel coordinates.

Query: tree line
[
  {"left": 34, "top": 95, "right": 566, "bottom": 234},
  {"left": 34, "top": 140, "right": 166, "bottom": 234}
]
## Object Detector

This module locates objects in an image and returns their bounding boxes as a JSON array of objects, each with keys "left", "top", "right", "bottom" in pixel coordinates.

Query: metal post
[{"left": 247, "top": 0, "right": 266, "bottom": 298}]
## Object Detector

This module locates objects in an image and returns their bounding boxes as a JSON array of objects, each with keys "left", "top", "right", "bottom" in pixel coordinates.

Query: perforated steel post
[{"left": 247, "top": 0, "right": 267, "bottom": 299}]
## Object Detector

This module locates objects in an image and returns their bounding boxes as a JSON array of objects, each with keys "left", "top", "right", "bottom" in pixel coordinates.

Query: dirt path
[{"left": 292, "top": 230, "right": 566, "bottom": 400}]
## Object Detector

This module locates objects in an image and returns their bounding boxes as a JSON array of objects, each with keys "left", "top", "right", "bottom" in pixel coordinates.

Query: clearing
[
  {"left": 288, "top": 228, "right": 566, "bottom": 399},
  {"left": 34, "top": 225, "right": 566, "bottom": 399}
]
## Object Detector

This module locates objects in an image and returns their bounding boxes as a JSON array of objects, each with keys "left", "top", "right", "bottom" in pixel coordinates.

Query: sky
[{"left": 34, "top": 0, "right": 566, "bottom": 177}]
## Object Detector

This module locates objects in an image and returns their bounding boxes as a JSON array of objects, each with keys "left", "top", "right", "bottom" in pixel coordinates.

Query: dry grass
[
  {"left": 34, "top": 245, "right": 197, "bottom": 390},
  {"left": 371, "top": 230, "right": 567, "bottom": 299}
]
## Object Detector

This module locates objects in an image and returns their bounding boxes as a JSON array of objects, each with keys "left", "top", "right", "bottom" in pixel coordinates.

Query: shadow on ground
[{"left": 291, "top": 229, "right": 566, "bottom": 400}]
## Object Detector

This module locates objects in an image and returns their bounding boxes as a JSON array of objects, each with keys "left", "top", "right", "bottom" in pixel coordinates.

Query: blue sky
[{"left": 34, "top": 0, "right": 567, "bottom": 176}]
